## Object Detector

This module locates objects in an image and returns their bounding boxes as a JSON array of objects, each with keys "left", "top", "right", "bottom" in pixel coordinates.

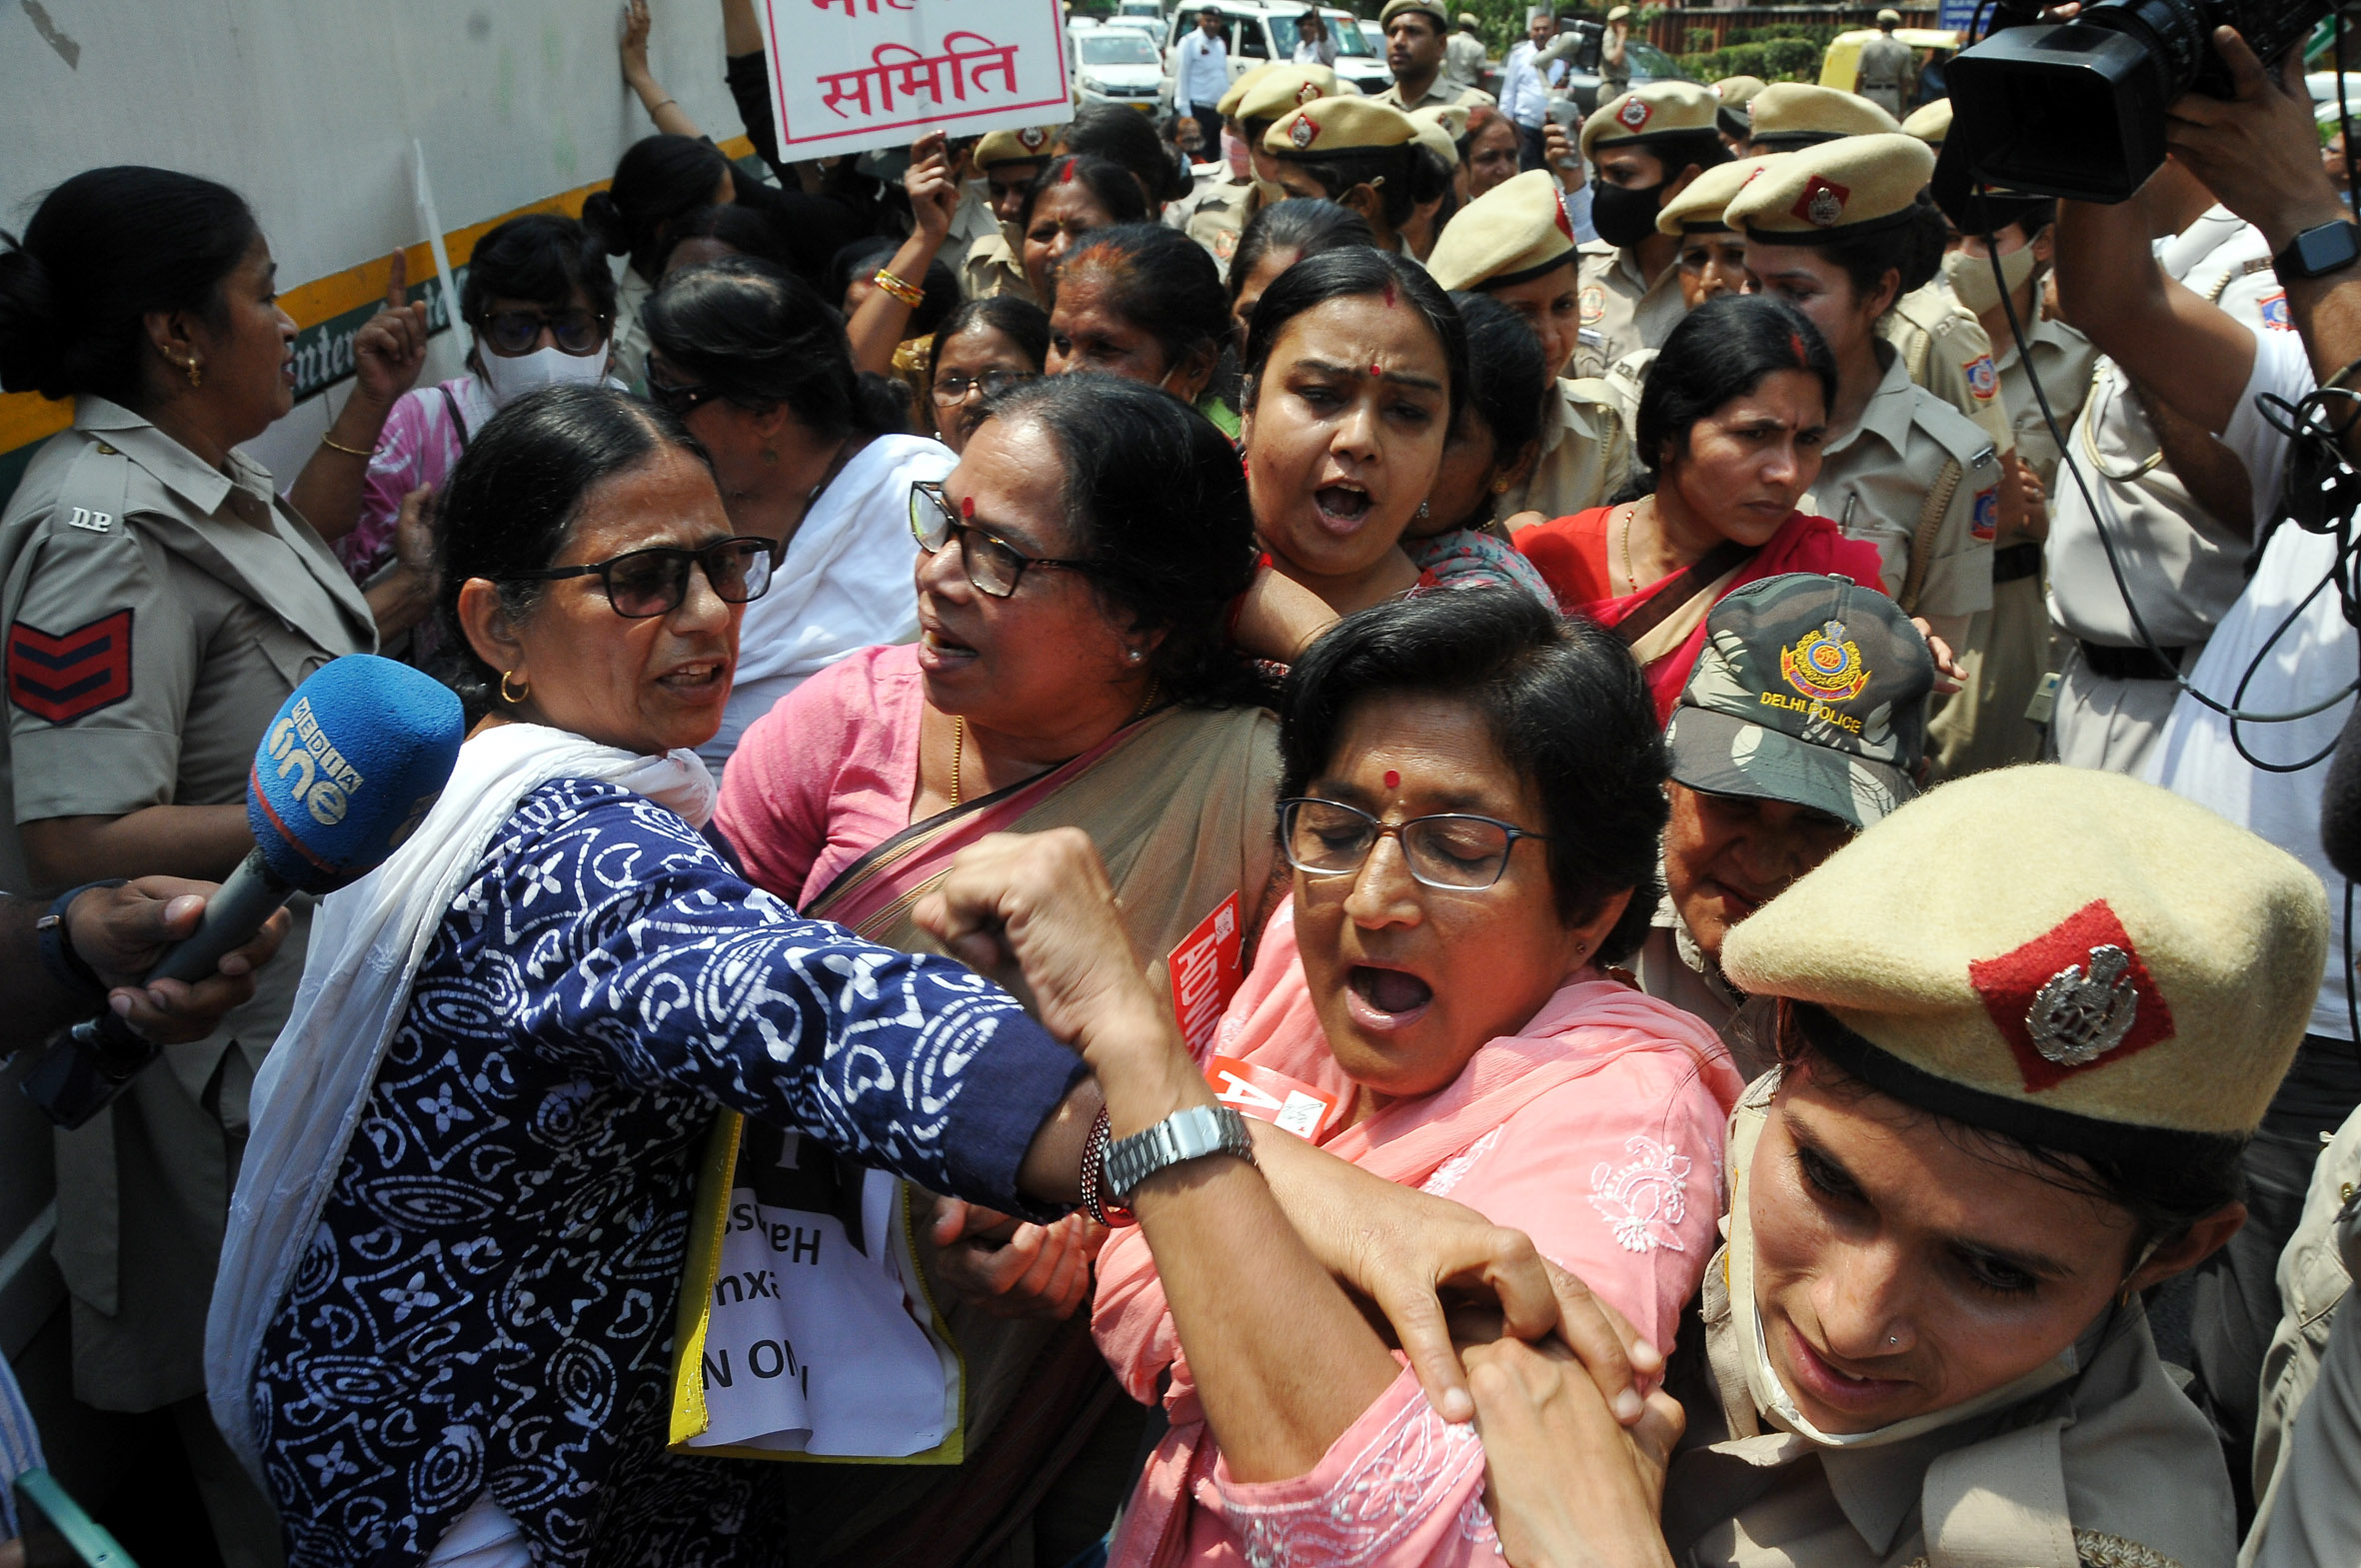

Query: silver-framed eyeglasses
[
  {"left": 910, "top": 480, "right": 1095, "bottom": 599},
  {"left": 1276, "top": 796, "right": 1550, "bottom": 891}
]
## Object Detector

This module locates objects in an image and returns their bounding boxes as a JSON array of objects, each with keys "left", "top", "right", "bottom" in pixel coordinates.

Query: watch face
[{"left": 2293, "top": 222, "right": 2361, "bottom": 279}]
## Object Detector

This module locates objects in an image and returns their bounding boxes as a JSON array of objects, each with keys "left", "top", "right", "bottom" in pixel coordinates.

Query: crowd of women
[{"left": 0, "top": 12, "right": 2343, "bottom": 1568}]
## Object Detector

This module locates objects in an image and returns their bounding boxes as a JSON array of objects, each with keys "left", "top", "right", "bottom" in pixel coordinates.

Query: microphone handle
[{"left": 22, "top": 847, "right": 296, "bottom": 1130}]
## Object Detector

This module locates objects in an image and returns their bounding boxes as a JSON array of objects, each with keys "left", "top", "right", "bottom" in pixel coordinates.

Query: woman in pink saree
[{"left": 927, "top": 589, "right": 1746, "bottom": 1568}]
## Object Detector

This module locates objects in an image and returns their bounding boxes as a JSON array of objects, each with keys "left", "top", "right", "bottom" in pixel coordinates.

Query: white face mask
[
  {"left": 1942, "top": 243, "right": 2038, "bottom": 318},
  {"left": 479, "top": 343, "right": 610, "bottom": 409}
]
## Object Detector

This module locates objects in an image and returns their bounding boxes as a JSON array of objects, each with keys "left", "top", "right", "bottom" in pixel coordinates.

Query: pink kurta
[{"left": 1093, "top": 903, "right": 1745, "bottom": 1568}]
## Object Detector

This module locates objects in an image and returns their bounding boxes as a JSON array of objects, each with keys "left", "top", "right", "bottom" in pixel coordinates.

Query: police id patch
[
  {"left": 9, "top": 611, "right": 133, "bottom": 723},
  {"left": 2259, "top": 290, "right": 2294, "bottom": 330},
  {"left": 1579, "top": 283, "right": 1606, "bottom": 326},
  {"left": 1963, "top": 353, "right": 1999, "bottom": 399},
  {"left": 1971, "top": 486, "right": 1999, "bottom": 541}
]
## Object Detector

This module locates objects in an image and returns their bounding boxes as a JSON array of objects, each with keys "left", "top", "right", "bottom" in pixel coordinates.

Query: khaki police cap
[
  {"left": 1580, "top": 81, "right": 1722, "bottom": 162},
  {"left": 1607, "top": 5, "right": 1631, "bottom": 20},
  {"left": 975, "top": 125, "right": 1058, "bottom": 169},
  {"left": 1379, "top": 0, "right": 1451, "bottom": 30},
  {"left": 1427, "top": 169, "right": 1578, "bottom": 288},
  {"left": 1720, "top": 766, "right": 2328, "bottom": 1161},
  {"left": 1458, "top": 11, "right": 1482, "bottom": 26},
  {"left": 1235, "top": 63, "right": 1340, "bottom": 124},
  {"left": 1901, "top": 97, "right": 1953, "bottom": 146},
  {"left": 1217, "top": 62, "right": 1281, "bottom": 121},
  {"left": 1745, "top": 81, "right": 1904, "bottom": 148},
  {"left": 1724, "top": 132, "right": 1932, "bottom": 241},
  {"left": 1656, "top": 153, "right": 1781, "bottom": 235},
  {"left": 1876, "top": 6, "right": 1902, "bottom": 22},
  {"left": 1407, "top": 106, "right": 1465, "bottom": 167},
  {"left": 1714, "top": 74, "right": 1768, "bottom": 109},
  {"left": 1266, "top": 95, "right": 1420, "bottom": 158}
]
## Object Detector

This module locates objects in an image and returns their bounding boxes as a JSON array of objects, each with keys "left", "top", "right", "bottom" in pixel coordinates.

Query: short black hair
[
  {"left": 927, "top": 295, "right": 1052, "bottom": 382},
  {"left": 581, "top": 134, "right": 736, "bottom": 280},
  {"left": 1820, "top": 195, "right": 1949, "bottom": 307},
  {"left": 1061, "top": 101, "right": 1193, "bottom": 205},
  {"left": 1058, "top": 224, "right": 1229, "bottom": 378},
  {"left": 461, "top": 213, "right": 618, "bottom": 331},
  {"left": 660, "top": 203, "right": 800, "bottom": 276},
  {"left": 644, "top": 256, "right": 903, "bottom": 439},
  {"left": 1228, "top": 200, "right": 1376, "bottom": 312},
  {"left": 1278, "top": 590, "right": 1668, "bottom": 959},
  {"left": 1635, "top": 294, "right": 1836, "bottom": 482},
  {"left": 1019, "top": 155, "right": 1156, "bottom": 236}
]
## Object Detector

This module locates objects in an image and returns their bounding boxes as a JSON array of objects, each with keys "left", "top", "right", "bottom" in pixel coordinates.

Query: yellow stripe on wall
[{"left": 0, "top": 136, "right": 757, "bottom": 459}]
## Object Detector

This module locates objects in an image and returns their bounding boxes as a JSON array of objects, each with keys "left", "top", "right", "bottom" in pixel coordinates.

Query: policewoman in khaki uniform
[
  {"left": 1655, "top": 764, "right": 2324, "bottom": 1568},
  {"left": 960, "top": 126, "right": 1054, "bottom": 303},
  {"left": 1573, "top": 82, "right": 1732, "bottom": 377},
  {"left": 1262, "top": 96, "right": 1432, "bottom": 257},
  {"left": 1182, "top": 64, "right": 1338, "bottom": 274},
  {"left": 1427, "top": 169, "right": 1633, "bottom": 520},
  {"left": 1729, "top": 135, "right": 1998, "bottom": 654},
  {"left": 0, "top": 168, "right": 375, "bottom": 1564},
  {"left": 1594, "top": 154, "right": 1782, "bottom": 424}
]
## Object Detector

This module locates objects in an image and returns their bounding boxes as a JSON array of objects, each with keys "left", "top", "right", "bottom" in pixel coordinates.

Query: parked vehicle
[
  {"left": 1544, "top": 18, "right": 1691, "bottom": 115},
  {"left": 1099, "top": 13, "right": 1171, "bottom": 57},
  {"left": 1070, "top": 21, "right": 1173, "bottom": 109},
  {"left": 1816, "top": 28, "right": 1960, "bottom": 93},
  {"left": 1163, "top": 4, "right": 1390, "bottom": 99}
]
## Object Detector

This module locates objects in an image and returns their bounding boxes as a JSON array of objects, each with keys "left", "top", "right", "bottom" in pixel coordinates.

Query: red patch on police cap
[
  {"left": 1616, "top": 96, "right": 1652, "bottom": 130},
  {"left": 1793, "top": 175, "right": 1850, "bottom": 229},
  {"left": 1019, "top": 126, "right": 1050, "bottom": 151},
  {"left": 9, "top": 611, "right": 133, "bottom": 725},
  {"left": 1290, "top": 114, "right": 1318, "bottom": 148},
  {"left": 1967, "top": 898, "right": 2176, "bottom": 1093},
  {"left": 1296, "top": 80, "right": 1321, "bottom": 106},
  {"left": 1551, "top": 188, "right": 1576, "bottom": 241}
]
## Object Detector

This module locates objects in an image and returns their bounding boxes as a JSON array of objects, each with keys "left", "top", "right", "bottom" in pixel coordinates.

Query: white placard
[{"left": 758, "top": 0, "right": 1076, "bottom": 160}]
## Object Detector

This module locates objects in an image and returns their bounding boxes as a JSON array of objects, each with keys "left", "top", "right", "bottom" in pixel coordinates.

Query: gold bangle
[
  {"left": 873, "top": 267, "right": 927, "bottom": 309},
  {"left": 319, "top": 434, "right": 374, "bottom": 459}
]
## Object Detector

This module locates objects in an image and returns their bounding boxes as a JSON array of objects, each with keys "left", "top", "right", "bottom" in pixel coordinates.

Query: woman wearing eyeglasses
[
  {"left": 641, "top": 255, "right": 948, "bottom": 768},
  {"left": 287, "top": 214, "right": 622, "bottom": 655},
  {"left": 712, "top": 373, "right": 1281, "bottom": 1568},
  {"left": 924, "top": 296, "right": 1049, "bottom": 456},
  {"left": 910, "top": 588, "right": 1742, "bottom": 1568}
]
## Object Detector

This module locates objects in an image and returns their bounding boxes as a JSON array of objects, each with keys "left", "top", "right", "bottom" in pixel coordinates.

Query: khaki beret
[
  {"left": 1656, "top": 153, "right": 1781, "bottom": 235},
  {"left": 1406, "top": 106, "right": 1465, "bottom": 167},
  {"left": 1217, "top": 62, "right": 1279, "bottom": 121},
  {"left": 1876, "top": 6, "right": 1901, "bottom": 21},
  {"left": 1458, "top": 10, "right": 1481, "bottom": 25},
  {"left": 974, "top": 125, "right": 1058, "bottom": 169},
  {"left": 1580, "top": 81, "right": 1723, "bottom": 162},
  {"left": 1379, "top": 0, "right": 1450, "bottom": 29},
  {"left": 1720, "top": 766, "right": 2327, "bottom": 1158},
  {"left": 1427, "top": 169, "right": 1578, "bottom": 289},
  {"left": 1607, "top": 5, "right": 1630, "bottom": 20},
  {"left": 1265, "top": 95, "right": 1420, "bottom": 159},
  {"left": 1234, "top": 63, "right": 1340, "bottom": 124},
  {"left": 1724, "top": 132, "right": 1931, "bottom": 241},
  {"left": 1745, "top": 82, "right": 1903, "bottom": 148},
  {"left": 1901, "top": 97, "right": 1953, "bottom": 146},
  {"left": 1714, "top": 74, "right": 1768, "bottom": 109}
]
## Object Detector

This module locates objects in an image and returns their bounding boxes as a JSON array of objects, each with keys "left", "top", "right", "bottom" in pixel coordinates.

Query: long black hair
[
  {"left": 582, "top": 134, "right": 735, "bottom": 281},
  {"left": 460, "top": 213, "right": 619, "bottom": 331},
  {"left": 1448, "top": 292, "right": 1548, "bottom": 473},
  {"left": 1227, "top": 200, "right": 1375, "bottom": 312},
  {"left": 975, "top": 374, "right": 1261, "bottom": 708},
  {"left": 659, "top": 203, "right": 799, "bottom": 276},
  {"left": 643, "top": 257, "right": 903, "bottom": 440},
  {"left": 431, "top": 386, "right": 715, "bottom": 724},
  {"left": 1820, "top": 194, "right": 1950, "bottom": 311},
  {"left": 1242, "top": 246, "right": 1467, "bottom": 424},
  {"left": 1279, "top": 590, "right": 1668, "bottom": 959},
  {"left": 1056, "top": 225, "right": 1228, "bottom": 381},
  {"left": 0, "top": 166, "right": 259, "bottom": 406},
  {"left": 1634, "top": 294, "right": 1836, "bottom": 482}
]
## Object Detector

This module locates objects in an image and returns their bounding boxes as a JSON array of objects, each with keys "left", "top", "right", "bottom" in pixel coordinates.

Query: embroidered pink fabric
[
  {"left": 1092, "top": 902, "right": 1746, "bottom": 1568},
  {"left": 335, "top": 376, "right": 487, "bottom": 583}
]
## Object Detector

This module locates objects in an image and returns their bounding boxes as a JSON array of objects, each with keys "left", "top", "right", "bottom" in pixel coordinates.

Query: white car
[
  {"left": 1162, "top": 5, "right": 1386, "bottom": 104},
  {"left": 1098, "top": 14, "right": 1169, "bottom": 58},
  {"left": 1070, "top": 23, "right": 1172, "bottom": 112}
]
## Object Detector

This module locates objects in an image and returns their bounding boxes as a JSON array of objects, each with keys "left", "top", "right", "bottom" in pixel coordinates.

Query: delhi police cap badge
[
  {"left": 1290, "top": 115, "right": 1318, "bottom": 148},
  {"left": 1779, "top": 620, "right": 1871, "bottom": 703},
  {"left": 1793, "top": 175, "right": 1849, "bottom": 229},
  {"left": 1617, "top": 97, "right": 1652, "bottom": 130},
  {"left": 2028, "top": 944, "right": 2140, "bottom": 1066}
]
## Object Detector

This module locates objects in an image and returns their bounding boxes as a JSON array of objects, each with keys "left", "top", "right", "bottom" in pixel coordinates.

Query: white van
[
  {"left": 1068, "top": 21, "right": 1171, "bottom": 110},
  {"left": 1163, "top": 4, "right": 1390, "bottom": 101}
]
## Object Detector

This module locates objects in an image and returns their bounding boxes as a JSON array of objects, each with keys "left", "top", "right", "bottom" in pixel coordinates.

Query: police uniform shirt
[
  {"left": 1855, "top": 32, "right": 1914, "bottom": 115},
  {"left": 1574, "top": 240, "right": 1687, "bottom": 377},
  {"left": 1994, "top": 311, "right": 2098, "bottom": 495},
  {"left": 1627, "top": 893, "right": 1777, "bottom": 1077},
  {"left": 1880, "top": 282, "right": 2015, "bottom": 464},
  {"left": 612, "top": 265, "right": 654, "bottom": 394},
  {"left": 947, "top": 178, "right": 1001, "bottom": 257},
  {"left": 1599, "top": 347, "right": 1655, "bottom": 426},
  {"left": 0, "top": 398, "right": 375, "bottom": 1407},
  {"left": 960, "top": 224, "right": 1037, "bottom": 304},
  {"left": 1663, "top": 1079, "right": 2240, "bottom": 1568},
  {"left": 1375, "top": 76, "right": 1493, "bottom": 112},
  {"left": 1180, "top": 178, "right": 1263, "bottom": 273},
  {"left": 1808, "top": 342, "right": 1999, "bottom": 621},
  {"left": 1444, "top": 29, "right": 1487, "bottom": 88},
  {"left": 1494, "top": 376, "right": 1634, "bottom": 524}
]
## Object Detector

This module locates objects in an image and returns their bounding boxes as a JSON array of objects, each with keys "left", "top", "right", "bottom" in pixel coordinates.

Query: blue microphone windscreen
[{"left": 246, "top": 656, "right": 467, "bottom": 894}]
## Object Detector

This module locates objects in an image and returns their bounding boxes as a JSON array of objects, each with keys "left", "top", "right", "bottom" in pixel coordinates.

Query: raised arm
[
  {"left": 2053, "top": 185, "right": 2256, "bottom": 436},
  {"left": 621, "top": 0, "right": 705, "bottom": 138},
  {"left": 286, "top": 254, "right": 429, "bottom": 543},
  {"left": 847, "top": 133, "right": 958, "bottom": 376}
]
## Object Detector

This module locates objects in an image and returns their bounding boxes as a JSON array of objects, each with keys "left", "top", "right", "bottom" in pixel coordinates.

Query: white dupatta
[{"left": 204, "top": 722, "right": 717, "bottom": 1477}]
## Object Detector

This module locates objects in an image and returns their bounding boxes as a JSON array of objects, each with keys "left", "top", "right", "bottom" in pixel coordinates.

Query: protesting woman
[
  {"left": 1046, "top": 225, "right": 1230, "bottom": 428},
  {"left": 1460, "top": 766, "right": 2321, "bottom": 1568},
  {"left": 714, "top": 374, "right": 1277, "bottom": 1567},
  {"left": 1514, "top": 295, "right": 1883, "bottom": 720},
  {"left": 925, "top": 296, "right": 1049, "bottom": 456},
  {"left": 642, "top": 257, "right": 946, "bottom": 768},
  {"left": 917, "top": 590, "right": 1744, "bottom": 1566}
]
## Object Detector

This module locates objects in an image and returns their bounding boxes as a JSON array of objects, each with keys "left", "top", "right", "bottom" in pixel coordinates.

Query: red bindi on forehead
[{"left": 1383, "top": 769, "right": 1400, "bottom": 788}]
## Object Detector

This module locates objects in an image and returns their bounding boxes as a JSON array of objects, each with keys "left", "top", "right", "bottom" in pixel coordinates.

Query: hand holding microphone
[{"left": 23, "top": 655, "right": 465, "bottom": 1128}]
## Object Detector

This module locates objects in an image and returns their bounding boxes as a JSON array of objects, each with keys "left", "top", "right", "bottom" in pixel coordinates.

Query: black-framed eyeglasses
[
  {"left": 479, "top": 307, "right": 611, "bottom": 357},
  {"left": 503, "top": 536, "right": 778, "bottom": 619},
  {"left": 909, "top": 481, "right": 1094, "bottom": 598},
  {"left": 645, "top": 375, "right": 724, "bottom": 421},
  {"left": 1276, "top": 796, "right": 1550, "bottom": 891},
  {"left": 930, "top": 368, "right": 1038, "bottom": 406}
]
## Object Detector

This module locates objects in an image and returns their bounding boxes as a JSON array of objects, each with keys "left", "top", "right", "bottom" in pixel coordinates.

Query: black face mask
[{"left": 1591, "top": 178, "right": 1665, "bottom": 250}]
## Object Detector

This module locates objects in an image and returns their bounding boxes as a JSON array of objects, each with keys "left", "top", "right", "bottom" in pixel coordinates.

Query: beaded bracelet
[{"left": 872, "top": 267, "right": 927, "bottom": 309}]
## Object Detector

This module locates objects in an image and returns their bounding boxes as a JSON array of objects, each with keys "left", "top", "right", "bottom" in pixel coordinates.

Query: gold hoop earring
[
  {"left": 500, "top": 670, "right": 531, "bottom": 706},
  {"left": 182, "top": 357, "right": 203, "bottom": 390}
]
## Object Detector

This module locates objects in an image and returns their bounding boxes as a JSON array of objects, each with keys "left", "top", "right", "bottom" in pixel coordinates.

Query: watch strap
[
  {"left": 1104, "top": 1103, "right": 1255, "bottom": 1205},
  {"left": 2275, "top": 219, "right": 2361, "bottom": 282},
  {"left": 36, "top": 878, "right": 128, "bottom": 1005}
]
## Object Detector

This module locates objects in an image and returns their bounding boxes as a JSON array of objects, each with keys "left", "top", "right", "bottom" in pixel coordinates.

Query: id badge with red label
[
  {"left": 1205, "top": 1055, "right": 1341, "bottom": 1141},
  {"left": 1168, "top": 891, "right": 1244, "bottom": 1054}
]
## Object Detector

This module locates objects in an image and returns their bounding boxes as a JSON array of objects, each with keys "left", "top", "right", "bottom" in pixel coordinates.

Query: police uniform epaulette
[
  {"left": 1908, "top": 384, "right": 2001, "bottom": 473},
  {"left": 1560, "top": 375, "right": 1625, "bottom": 436},
  {"left": 1576, "top": 238, "right": 1617, "bottom": 258},
  {"left": 38, "top": 433, "right": 138, "bottom": 547}
]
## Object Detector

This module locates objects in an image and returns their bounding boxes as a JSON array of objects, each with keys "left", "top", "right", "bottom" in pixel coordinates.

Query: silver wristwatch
[{"left": 1103, "top": 1104, "right": 1255, "bottom": 1205}]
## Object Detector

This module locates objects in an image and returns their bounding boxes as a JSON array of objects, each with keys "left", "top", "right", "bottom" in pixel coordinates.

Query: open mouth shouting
[
  {"left": 1312, "top": 480, "right": 1376, "bottom": 535},
  {"left": 1345, "top": 962, "right": 1434, "bottom": 1031}
]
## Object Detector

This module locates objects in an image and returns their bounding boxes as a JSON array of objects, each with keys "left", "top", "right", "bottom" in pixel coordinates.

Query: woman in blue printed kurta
[{"left": 213, "top": 387, "right": 1087, "bottom": 1568}]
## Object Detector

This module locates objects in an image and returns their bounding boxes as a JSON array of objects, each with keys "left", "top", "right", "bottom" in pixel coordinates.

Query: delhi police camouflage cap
[
  {"left": 1664, "top": 572, "right": 1932, "bottom": 830},
  {"left": 1744, "top": 82, "right": 1903, "bottom": 149},
  {"left": 1721, "top": 766, "right": 2327, "bottom": 1160}
]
